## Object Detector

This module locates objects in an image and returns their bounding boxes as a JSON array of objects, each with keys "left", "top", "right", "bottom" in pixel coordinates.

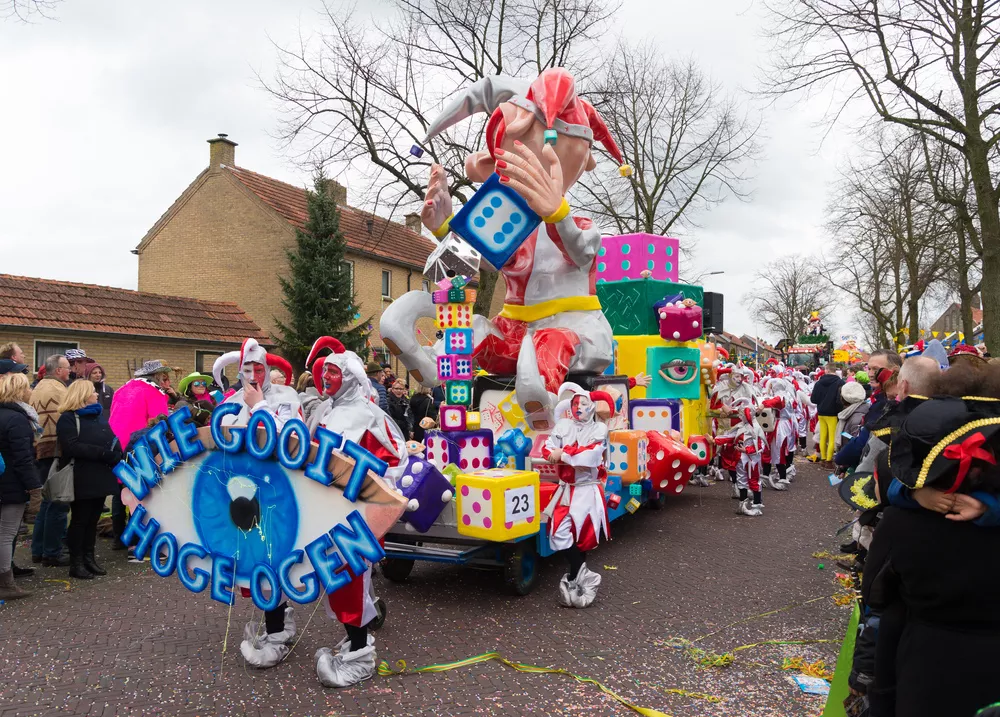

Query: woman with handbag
[
  {"left": 0, "top": 372, "right": 43, "bottom": 599},
  {"left": 56, "top": 379, "right": 123, "bottom": 580}
]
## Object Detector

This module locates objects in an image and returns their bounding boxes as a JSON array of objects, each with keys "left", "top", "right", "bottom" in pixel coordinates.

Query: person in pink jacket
[
  {"left": 108, "top": 360, "right": 173, "bottom": 446},
  {"left": 107, "top": 360, "right": 173, "bottom": 552}
]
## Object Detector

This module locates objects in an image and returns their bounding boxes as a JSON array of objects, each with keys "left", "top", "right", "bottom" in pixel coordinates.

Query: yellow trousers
[{"left": 818, "top": 415, "right": 839, "bottom": 462}]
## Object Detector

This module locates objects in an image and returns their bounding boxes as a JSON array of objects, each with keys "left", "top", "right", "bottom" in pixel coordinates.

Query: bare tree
[
  {"left": 576, "top": 42, "right": 760, "bottom": 246},
  {"left": 744, "top": 255, "right": 835, "bottom": 341},
  {"left": 919, "top": 136, "right": 984, "bottom": 340},
  {"left": 762, "top": 0, "right": 1000, "bottom": 348},
  {"left": 821, "top": 130, "right": 952, "bottom": 346},
  {"left": 261, "top": 0, "right": 617, "bottom": 314},
  {"left": 1, "top": 0, "right": 59, "bottom": 21}
]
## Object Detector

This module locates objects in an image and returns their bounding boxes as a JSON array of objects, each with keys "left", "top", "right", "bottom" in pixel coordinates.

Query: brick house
[
  {"left": 135, "top": 135, "right": 503, "bottom": 373},
  {"left": 930, "top": 300, "right": 983, "bottom": 336},
  {"left": 0, "top": 274, "right": 267, "bottom": 387}
]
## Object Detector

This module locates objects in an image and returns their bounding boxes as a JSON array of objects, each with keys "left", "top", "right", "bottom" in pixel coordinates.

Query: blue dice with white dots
[{"left": 449, "top": 173, "right": 541, "bottom": 269}]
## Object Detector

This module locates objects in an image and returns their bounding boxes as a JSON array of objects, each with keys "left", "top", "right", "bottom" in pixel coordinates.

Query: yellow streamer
[
  {"left": 43, "top": 579, "right": 71, "bottom": 592},
  {"left": 378, "top": 651, "right": 672, "bottom": 717},
  {"left": 781, "top": 656, "right": 834, "bottom": 680}
]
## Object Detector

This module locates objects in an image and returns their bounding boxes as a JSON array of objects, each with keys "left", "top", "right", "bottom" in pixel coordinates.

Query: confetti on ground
[
  {"left": 781, "top": 657, "right": 834, "bottom": 680},
  {"left": 43, "top": 579, "right": 71, "bottom": 592},
  {"left": 603, "top": 565, "right": 618, "bottom": 570}
]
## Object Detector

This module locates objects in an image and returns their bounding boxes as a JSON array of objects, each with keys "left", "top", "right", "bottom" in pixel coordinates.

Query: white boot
[
  {"left": 558, "top": 562, "right": 602, "bottom": 608},
  {"left": 515, "top": 334, "right": 557, "bottom": 431},
  {"left": 731, "top": 481, "right": 741, "bottom": 499},
  {"left": 786, "top": 464, "right": 797, "bottom": 481},
  {"left": 240, "top": 607, "right": 296, "bottom": 669},
  {"left": 765, "top": 475, "right": 788, "bottom": 491},
  {"left": 737, "top": 498, "right": 762, "bottom": 517},
  {"left": 316, "top": 635, "right": 377, "bottom": 688}
]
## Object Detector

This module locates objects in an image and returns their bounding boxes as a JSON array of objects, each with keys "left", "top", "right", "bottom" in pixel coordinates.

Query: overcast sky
[{"left": 0, "top": 0, "right": 873, "bottom": 346}]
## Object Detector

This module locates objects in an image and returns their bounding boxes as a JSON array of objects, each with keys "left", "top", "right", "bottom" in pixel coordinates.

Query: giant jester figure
[{"left": 382, "top": 68, "right": 630, "bottom": 431}]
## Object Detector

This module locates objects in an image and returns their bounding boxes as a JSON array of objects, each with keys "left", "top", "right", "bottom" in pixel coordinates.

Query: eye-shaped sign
[
  {"left": 648, "top": 347, "right": 702, "bottom": 400},
  {"left": 114, "top": 405, "right": 406, "bottom": 611}
]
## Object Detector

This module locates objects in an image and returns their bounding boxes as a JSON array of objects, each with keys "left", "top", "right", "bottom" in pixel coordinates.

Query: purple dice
[{"left": 398, "top": 458, "right": 454, "bottom": 532}]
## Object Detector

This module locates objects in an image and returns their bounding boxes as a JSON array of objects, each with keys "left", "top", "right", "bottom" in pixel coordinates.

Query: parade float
[
  {"left": 783, "top": 311, "right": 833, "bottom": 370},
  {"left": 378, "top": 68, "right": 715, "bottom": 596}
]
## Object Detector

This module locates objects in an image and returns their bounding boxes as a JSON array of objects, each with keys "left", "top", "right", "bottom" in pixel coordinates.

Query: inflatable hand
[{"left": 422, "top": 163, "right": 454, "bottom": 235}]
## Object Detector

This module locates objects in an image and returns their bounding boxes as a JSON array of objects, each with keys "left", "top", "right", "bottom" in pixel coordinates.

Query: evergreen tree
[{"left": 274, "top": 173, "right": 369, "bottom": 369}]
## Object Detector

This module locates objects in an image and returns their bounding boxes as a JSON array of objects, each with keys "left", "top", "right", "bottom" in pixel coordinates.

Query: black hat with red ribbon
[{"left": 890, "top": 396, "right": 1000, "bottom": 492}]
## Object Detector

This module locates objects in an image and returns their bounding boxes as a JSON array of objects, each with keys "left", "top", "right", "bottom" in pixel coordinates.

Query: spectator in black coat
[
  {"left": 387, "top": 380, "right": 412, "bottom": 439},
  {"left": 810, "top": 364, "right": 845, "bottom": 463},
  {"left": 87, "top": 364, "right": 114, "bottom": 413},
  {"left": 409, "top": 385, "right": 437, "bottom": 443},
  {"left": 56, "top": 379, "right": 123, "bottom": 580},
  {"left": 0, "top": 372, "right": 43, "bottom": 599}
]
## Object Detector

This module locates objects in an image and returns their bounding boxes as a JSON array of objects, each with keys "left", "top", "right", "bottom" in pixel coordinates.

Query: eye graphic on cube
[{"left": 448, "top": 174, "right": 542, "bottom": 269}]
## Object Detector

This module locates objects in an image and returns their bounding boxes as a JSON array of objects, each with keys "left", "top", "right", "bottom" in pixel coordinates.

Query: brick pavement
[{"left": 0, "top": 462, "right": 854, "bottom": 717}]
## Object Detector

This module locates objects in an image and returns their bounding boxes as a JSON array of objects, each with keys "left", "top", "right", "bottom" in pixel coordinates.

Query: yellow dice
[
  {"left": 465, "top": 411, "right": 482, "bottom": 431},
  {"left": 456, "top": 468, "right": 540, "bottom": 541},
  {"left": 436, "top": 302, "right": 473, "bottom": 329}
]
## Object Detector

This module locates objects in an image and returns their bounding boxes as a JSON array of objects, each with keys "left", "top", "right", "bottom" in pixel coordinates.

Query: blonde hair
[
  {"left": 59, "top": 379, "right": 97, "bottom": 413},
  {"left": 0, "top": 372, "right": 30, "bottom": 403}
]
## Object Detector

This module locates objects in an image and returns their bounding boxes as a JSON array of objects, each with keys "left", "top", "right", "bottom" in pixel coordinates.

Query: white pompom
[
  {"left": 401, "top": 475, "right": 414, "bottom": 488},
  {"left": 672, "top": 331, "right": 680, "bottom": 339},
  {"left": 406, "top": 498, "right": 420, "bottom": 512},
  {"left": 658, "top": 311, "right": 666, "bottom": 319},
  {"left": 692, "top": 320, "right": 699, "bottom": 328},
  {"left": 441, "top": 490, "right": 454, "bottom": 503}
]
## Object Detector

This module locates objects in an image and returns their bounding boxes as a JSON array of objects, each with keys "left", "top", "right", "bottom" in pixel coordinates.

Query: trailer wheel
[
  {"left": 504, "top": 541, "right": 539, "bottom": 596},
  {"left": 381, "top": 558, "right": 415, "bottom": 583}
]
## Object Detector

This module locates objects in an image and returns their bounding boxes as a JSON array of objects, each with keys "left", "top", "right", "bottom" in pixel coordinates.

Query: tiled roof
[
  {"left": 226, "top": 166, "right": 438, "bottom": 271},
  {"left": 0, "top": 274, "right": 268, "bottom": 343}
]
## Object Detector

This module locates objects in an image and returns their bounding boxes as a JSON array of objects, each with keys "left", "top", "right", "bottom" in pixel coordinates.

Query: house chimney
[
  {"left": 405, "top": 212, "right": 422, "bottom": 234},
  {"left": 318, "top": 178, "right": 348, "bottom": 206},
  {"left": 208, "top": 133, "right": 237, "bottom": 168}
]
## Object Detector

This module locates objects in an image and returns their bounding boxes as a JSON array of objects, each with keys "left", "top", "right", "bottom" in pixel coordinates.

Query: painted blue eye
[{"left": 193, "top": 451, "right": 299, "bottom": 581}]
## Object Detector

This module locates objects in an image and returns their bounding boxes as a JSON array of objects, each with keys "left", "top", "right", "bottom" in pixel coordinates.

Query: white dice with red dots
[
  {"left": 456, "top": 468, "right": 540, "bottom": 541},
  {"left": 424, "top": 429, "right": 494, "bottom": 473}
]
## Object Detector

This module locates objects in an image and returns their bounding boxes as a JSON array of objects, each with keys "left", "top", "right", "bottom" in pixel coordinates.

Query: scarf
[
  {"left": 76, "top": 403, "right": 103, "bottom": 417},
  {"left": 16, "top": 401, "right": 42, "bottom": 435}
]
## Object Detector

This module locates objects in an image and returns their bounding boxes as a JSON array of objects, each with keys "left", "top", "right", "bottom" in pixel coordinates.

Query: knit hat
[
  {"left": 854, "top": 370, "right": 870, "bottom": 385},
  {"left": 841, "top": 382, "right": 867, "bottom": 405}
]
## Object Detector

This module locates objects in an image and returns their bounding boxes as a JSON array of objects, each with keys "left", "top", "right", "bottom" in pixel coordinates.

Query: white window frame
[
  {"left": 33, "top": 339, "right": 79, "bottom": 371},
  {"left": 342, "top": 260, "right": 355, "bottom": 295},
  {"left": 381, "top": 270, "right": 392, "bottom": 299}
]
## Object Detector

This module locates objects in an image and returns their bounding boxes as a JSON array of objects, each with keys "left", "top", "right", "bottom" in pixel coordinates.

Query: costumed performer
[
  {"left": 210, "top": 340, "right": 303, "bottom": 670},
  {"left": 306, "top": 337, "right": 408, "bottom": 688},
  {"left": 714, "top": 397, "right": 766, "bottom": 517},
  {"left": 760, "top": 376, "right": 797, "bottom": 491},
  {"left": 541, "top": 383, "right": 614, "bottom": 608},
  {"left": 382, "top": 67, "right": 632, "bottom": 431}
]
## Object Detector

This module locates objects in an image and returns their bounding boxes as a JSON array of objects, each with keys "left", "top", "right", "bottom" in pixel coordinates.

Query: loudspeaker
[{"left": 703, "top": 292, "right": 724, "bottom": 334}]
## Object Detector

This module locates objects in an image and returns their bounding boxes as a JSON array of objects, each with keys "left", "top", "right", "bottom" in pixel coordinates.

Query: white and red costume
[
  {"left": 761, "top": 378, "right": 797, "bottom": 467},
  {"left": 713, "top": 398, "right": 767, "bottom": 516},
  {"left": 541, "top": 383, "right": 614, "bottom": 608},
  {"left": 213, "top": 338, "right": 300, "bottom": 428},
  {"left": 542, "top": 383, "right": 611, "bottom": 553}
]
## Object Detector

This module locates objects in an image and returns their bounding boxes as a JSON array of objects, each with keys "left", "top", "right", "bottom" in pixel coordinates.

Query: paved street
[{"left": 1, "top": 462, "right": 853, "bottom": 717}]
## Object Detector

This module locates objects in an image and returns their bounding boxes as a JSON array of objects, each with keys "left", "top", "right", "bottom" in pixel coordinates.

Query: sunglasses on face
[{"left": 192, "top": 381, "right": 207, "bottom": 387}]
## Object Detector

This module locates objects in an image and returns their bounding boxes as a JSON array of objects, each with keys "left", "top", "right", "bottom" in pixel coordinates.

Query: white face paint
[{"left": 571, "top": 395, "right": 596, "bottom": 422}]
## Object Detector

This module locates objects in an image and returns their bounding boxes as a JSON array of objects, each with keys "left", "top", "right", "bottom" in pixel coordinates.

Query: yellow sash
[{"left": 498, "top": 295, "right": 602, "bottom": 323}]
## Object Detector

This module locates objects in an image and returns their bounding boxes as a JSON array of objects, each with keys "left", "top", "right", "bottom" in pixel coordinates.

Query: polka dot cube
[
  {"left": 398, "top": 458, "right": 454, "bottom": 533},
  {"left": 456, "top": 468, "right": 540, "bottom": 541},
  {"left": 629, "top": 399, "right": 683, "bottom": 434},
  {"left": 424, "top": 429, "right": 494, "bottom": 473},
  {"left": 436, "top": 303, "right": 473, "bottom": 329},
  {"left": 595, "top": 233, "right": 680, "bottom": 283},
  {"left": 646, "top": 430, "right": 701, "bottom": 495},
  {"left": 448, "top": 173, "right": 541, "bottom": 270},
  {"left": 444, "top": 328, "right": 474, "bottom": 355},
  {"left": 607, "top": 429, "right": 649, "bottom": 485}
]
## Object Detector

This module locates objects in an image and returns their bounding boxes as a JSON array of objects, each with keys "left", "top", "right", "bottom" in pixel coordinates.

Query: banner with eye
[
  {"left": 649, "top": 346, "right": 702, "bottom": 401},
  {"left": 113, "top": 405, "right": 407, "bottom": 611}
]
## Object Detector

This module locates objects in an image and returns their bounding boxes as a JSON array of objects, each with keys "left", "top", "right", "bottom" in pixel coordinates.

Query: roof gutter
[{"left": 0, "top": 323, "right": 270, "bottom": 347}]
